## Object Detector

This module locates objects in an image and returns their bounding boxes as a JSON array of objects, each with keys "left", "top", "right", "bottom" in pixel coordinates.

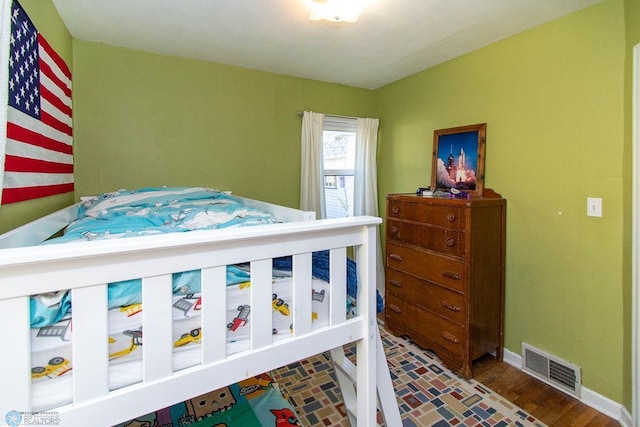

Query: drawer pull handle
[
  {"left": 388, "top": 304, "right": 402, "bottom": 314},
  {"left": 442, "top": 271, "right": 461, "bottom": 280},
  {"left": 389, "top": 254, "right": 403, "bottom": 261},
  {"left": 392, "top": 207, "right": 400, "bottom": 214},
  {"left": 446, "top": 238, "right": 455, "bottom": 247},
  {"left": 441, "top": 301, "right": 461, "bottom": 312},
  {"left": 441, "top": 331, "right": 460, "bottom": 344},
  {"left": 390, "top": 280, "right": 403, "bottom": 288},
  {"left": 391, "top": 226, "right": 399, "bottom": 234},
  {"left": 446, "top": 213, "right": 456, "bottom": 222}
]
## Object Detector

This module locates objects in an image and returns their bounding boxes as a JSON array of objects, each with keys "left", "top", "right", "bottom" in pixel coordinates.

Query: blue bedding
[
  {"left": 272, "top": 251, "right": 384, "bottom": 313},
  {"left": 30, "top": 265, "right": 252, "bottom": 327},
  {"left": 31, "top": 187, "right": 275, "bottom": 327},
  {"left": 47, "top": 187, "right": 278, "bottom": 243},
  {"left": 30, "top": 186, "right": 381, "bottom": 328}
]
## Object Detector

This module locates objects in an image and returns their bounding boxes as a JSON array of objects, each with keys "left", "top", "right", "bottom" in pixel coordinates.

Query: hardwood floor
[
  {"left": 376, "top": 314, "right": 620, "bottom": 425},
  {"left": 473, "top": 355, "right": 620, "bottom": 426}
]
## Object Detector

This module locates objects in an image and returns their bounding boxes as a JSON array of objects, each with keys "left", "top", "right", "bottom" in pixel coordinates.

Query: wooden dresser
[{"left": 384, "top": 191, "right": 506, "bottom": 379}]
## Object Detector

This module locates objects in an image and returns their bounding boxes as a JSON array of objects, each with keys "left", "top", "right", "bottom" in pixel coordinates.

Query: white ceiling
[{"left": 51, "top": 0, "right": 602, "bottom": 90}]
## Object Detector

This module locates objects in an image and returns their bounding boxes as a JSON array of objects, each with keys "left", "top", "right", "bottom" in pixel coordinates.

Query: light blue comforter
[{"left": 31, "top": 187, "right": 277, "bottom": 327}]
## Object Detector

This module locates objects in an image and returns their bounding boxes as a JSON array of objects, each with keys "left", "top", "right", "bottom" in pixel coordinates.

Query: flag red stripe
[
  {"left": 38, "top": 34, "right": 71, "bottom": 80},
  {"left": 41, "top": 110, "right": 73, "bottom": 137},
  {"left": 1, "top": 183, "right": 74, "bottom": 204},
  {"left": 6, "top": 122, "right": 73, "bottom": 155},
  {"left": 4, "top": 155, "right": 73, "bottom": 174},
  {"left": 41, "top": 85, "right": 72, "bottom": 118},
  {"left": 2, "top": 9, "right": 74, "bottom": 205},
  {"left": 40, "top": 59, "right": 72, "bottom": 99}
]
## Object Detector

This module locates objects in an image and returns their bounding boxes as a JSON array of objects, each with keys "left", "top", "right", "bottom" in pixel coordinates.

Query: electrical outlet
[{"left": 587, "top": 197, "right": 602, "bottom": 217}]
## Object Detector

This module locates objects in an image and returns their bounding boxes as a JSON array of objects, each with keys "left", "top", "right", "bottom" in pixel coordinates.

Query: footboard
[{"left": 0, "top": 217, "right": 381, "bottom": 426}]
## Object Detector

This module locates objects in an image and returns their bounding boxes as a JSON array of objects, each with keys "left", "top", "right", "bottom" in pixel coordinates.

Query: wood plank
[{"left": 473, "top": 355, "right": 619, "bottom": 427}]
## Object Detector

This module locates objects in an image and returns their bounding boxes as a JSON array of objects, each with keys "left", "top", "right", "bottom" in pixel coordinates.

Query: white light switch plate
[{"left": 587, "top": 197, "right": 602, "bottom": 217}]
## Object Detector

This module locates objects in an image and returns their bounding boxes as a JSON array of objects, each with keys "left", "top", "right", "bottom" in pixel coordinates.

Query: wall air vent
[{"left": 521, "top": 342, "right": 581, "bottom": 398}]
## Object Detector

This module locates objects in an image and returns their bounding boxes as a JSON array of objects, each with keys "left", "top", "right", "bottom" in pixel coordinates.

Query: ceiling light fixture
[{"left": 307, "top": 0, "right": 367, "bottom": 23}]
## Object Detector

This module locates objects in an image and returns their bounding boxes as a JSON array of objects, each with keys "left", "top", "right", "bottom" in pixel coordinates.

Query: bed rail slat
[
  {"left": 0, "top": 297, "right": 31, "bottom": 412},
  {"left": 72, "top": 285, "right": 109, "bottom": 403},
  {"left": 292, "top": 253, "right": 313, "bottom": 337},
  {"left": 250, "top": 259, "right": 273, "bottom": 350},
  {"left": 329, "top": 248, "right": 347, "bottom": 326},
  {"left": 142, "top": 274, "right": 173, "bottom": 382},
  {"left": 201, "top": 266, "right": 228, "bottom": 363}
]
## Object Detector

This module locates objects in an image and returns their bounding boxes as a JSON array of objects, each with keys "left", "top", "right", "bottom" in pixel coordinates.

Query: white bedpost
[
  {"left": 355, "top": 223, "right": 377, "bottom": 426},
  {"left": 330, "top": 222, "right": 402, "bottom": 426},
  {"left": 0, "top": 297, "right": 32, "bottom": 415}
]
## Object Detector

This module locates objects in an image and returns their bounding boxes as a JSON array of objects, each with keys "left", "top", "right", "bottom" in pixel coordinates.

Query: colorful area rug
[{"left": 272, "top": 325, "right": 546, "bottom": 426}]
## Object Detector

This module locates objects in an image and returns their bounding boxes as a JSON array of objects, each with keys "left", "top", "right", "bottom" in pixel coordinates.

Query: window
[{"left": 322, "top": 117, "right": 356, "bottom": 218}]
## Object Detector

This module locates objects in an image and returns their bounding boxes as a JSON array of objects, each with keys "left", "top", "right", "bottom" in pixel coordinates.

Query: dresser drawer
[
  {"left": 387, "top": 200, "right": 465, "bottom": 230},
  {"left": 386, "top": 269, "right": 465, "bottom": 325},
  {"left": 385, "top": 294, "right": 465, "bottom": 358},
  {"left": 387, "top": 219, "right": 464, "bottom": 257},
  {"left": 386, "top": 242, "right": 465, "bottom": 293}
]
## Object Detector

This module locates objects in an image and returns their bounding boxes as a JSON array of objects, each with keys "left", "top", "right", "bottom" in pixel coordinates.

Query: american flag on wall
[{"left": 0, "top": 0, "right": 73, "bottom": 205}]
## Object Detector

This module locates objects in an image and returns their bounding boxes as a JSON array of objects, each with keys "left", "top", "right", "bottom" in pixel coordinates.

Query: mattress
[{"left": 30, "top": 275, "right": 331, "bottom": 412}]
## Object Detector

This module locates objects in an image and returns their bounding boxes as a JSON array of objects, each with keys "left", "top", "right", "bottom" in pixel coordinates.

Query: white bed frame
[{"left": 0, "top": 196, "right": 400, "bottom": 426}]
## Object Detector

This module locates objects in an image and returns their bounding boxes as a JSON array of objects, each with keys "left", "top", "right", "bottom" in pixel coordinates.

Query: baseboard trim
[{"left": 503, "top": 348, "right": 628, "bottom": 425}]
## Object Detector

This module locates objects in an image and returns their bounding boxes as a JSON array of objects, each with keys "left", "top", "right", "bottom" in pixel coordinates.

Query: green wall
[
  {"left": 0, "top": 0, "right": 74, "bottom": 234},
  {"left": 71, "top": 40, "right": 374, "bottom": 209},
  {"left": 375, "top": 0, "right": 626, "bottom": 402}
]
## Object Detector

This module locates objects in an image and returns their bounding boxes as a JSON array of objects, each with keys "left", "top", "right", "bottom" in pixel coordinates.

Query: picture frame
[{"left": 431, "top": 123, "right": 486, "bottom": 196}]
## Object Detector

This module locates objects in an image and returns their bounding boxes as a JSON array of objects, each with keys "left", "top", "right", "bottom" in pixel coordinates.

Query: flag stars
[{"left": 8, "top": 4, "right": 48, "bottom": 122}]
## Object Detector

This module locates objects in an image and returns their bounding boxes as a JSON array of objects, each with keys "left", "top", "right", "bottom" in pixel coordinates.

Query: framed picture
[{"left": 431, "top": 123, "right": 486, "bottom": 196}]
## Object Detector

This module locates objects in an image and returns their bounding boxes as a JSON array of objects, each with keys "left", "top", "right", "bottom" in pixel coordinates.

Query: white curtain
[
  {"left": 354, "top": 117, "right": 385, "bottom": 297},
  {"left": 300, "top": 111, "right": 326, "bottom": 219}
]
